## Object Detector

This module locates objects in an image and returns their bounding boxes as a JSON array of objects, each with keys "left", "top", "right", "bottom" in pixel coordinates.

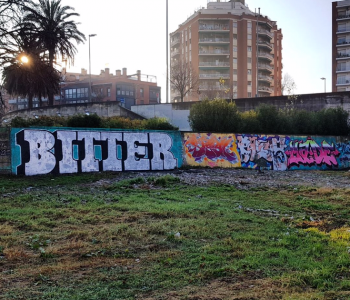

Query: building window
[
  {"left": 247, "top": 22, "right": 252, "bottom": 28},
  {"left": 117, "top": 88, "right": 121, "bottom": 95},
  {"left": 140, "top": 88, "right": 144, "bottom": 97},
  {"left": 233, "top": 47, "right": 237, "bottom": 52},
  {"left": 122, "top": 91, "right": 125, "bottom": 95},
  {"left": 107, "top": 88, "right": 111, "bottom": 97},
  {"left": 248, "top": 92, "right": 252, "bottom": 97},
  {"left": 233, "top": 34, "right": 237, "bottom": 40},
  {"left": 248, "top": 46, "right": 252, "bottom": 52},
  {"left": 248, "top": 34, "right": 252, "bottom": 40},
  {"left": 233, "top": 58, "right": 237, "bottom": 64},
  {"left": 248, "top": 81, "right": 251, "bottom": 86},
  {"left": 233, "top": 22, "right": 237, "bottom": 28},
  {"left": 233, "top": 81, "right": 237, "bottom": 87},
  {"left": 233, "top": 69, "right": 237, "bottom": 75},
  {"left": 248, "top": 57, "right": 252, "bottom": 63},
  {"left": 247, "top": 69, "right": 251, "bottom": 74}
]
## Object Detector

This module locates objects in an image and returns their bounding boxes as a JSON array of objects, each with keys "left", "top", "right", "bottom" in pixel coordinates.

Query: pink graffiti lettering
[{"left": 286, "top": 138, "right": 340, "bottom": 168}]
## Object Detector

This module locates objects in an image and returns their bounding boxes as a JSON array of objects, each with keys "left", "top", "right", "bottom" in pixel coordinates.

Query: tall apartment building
[
  {"left": 170, "top": 0, "right": 283, "bottom": 102},
  {"left": 332, "top": 0, "right": 350, "bottom": 92}
]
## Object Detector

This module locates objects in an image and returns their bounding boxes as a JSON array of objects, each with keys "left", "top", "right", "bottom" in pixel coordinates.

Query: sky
[{"left": 61, "top": 0, "right": 334, "bottom": 102}]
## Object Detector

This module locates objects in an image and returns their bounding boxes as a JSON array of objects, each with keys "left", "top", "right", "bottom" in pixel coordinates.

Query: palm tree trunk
[
  {"left": 28, "top": 93, "right": 33, "bottom": 109},
  {"left": 48, "top": 52, "right": 55, "bottom": 106}
]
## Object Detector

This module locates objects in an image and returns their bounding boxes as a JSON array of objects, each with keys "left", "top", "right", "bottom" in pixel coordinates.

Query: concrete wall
[
  {"left": 132, "top": 92, "right": 350, "bottom": 131},
  {"left": 1, "top": 101, "right": 145, "bottom": 124}
]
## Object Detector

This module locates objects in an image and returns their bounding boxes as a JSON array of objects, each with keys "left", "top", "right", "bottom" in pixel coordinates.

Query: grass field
[{"left": 1, "top": 171, "right": 350, "bottom": 299}]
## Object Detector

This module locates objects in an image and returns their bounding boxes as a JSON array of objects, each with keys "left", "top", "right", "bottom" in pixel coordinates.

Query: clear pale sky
[{"left": 62, "top": 0, "right": 334, "bottom": 102}]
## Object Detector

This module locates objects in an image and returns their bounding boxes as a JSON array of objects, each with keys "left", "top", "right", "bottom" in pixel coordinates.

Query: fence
[{"left": 0, "top": 127, "right": 11, "bottom": 174}]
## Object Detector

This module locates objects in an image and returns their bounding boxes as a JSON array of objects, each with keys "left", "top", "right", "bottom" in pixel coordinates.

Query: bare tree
[
  {"left": 170, "top": 60, "right": 199, "bottom": 102},
  {"left": 281, "top": 73, "right": 297, "bottom": 95}
]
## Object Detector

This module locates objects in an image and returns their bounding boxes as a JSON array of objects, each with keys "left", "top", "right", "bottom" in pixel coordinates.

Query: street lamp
[
  {"left": 89, "top": 34, "right": 97, "bottom": 102},
  {"left": 320, "top": 77, "right": 326, "bottom": 93}
]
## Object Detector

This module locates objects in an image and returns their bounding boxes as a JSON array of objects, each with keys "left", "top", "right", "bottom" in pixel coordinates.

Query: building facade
[
  {"left": 170, "top": 0, "right": 283, "bottom": 102},
  {"left": 5, "top": 67, "right": 161, "bottom": 112},
  {"left": 332, "top": 0, "right": 350, "bottom": 92}
]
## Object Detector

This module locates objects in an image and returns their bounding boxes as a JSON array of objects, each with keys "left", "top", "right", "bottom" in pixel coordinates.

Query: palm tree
[
  {"left": 2, "top": 29, "right": 60, "bottom": 109},
  {"left": 22, "top": 0, "right": 85, "bottom": 105}
]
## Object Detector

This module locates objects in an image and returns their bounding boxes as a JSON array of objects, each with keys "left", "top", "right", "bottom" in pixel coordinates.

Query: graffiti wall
[
  {"left": 7, "top": 129, "right": 350, "bottom": 175},
  {"left": 11, "top": 128, "right": 183, "bottom": 175},
  {"left": 184, "top": 133, "right": 350, "bottom": 171}
]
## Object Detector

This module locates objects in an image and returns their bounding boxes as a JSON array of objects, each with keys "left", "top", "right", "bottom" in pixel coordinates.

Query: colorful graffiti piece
[
  {"left": 336, "top": 142, "right": 350, "bottom": 162},
  {"left": 286, "top": 137, "right": 340, "bottom": 168},
  {"left": 237, "top": 135, "right": 289, "bottom": 171},
  {"left": 184, "top": 133, "right": 240, "bottom": 168},
  {"left": 12, "top": 129, "right": 183, "bottom": 175}
]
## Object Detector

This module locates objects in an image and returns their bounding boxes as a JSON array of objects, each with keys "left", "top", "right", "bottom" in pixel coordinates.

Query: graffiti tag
[
  {"left": 237, "top": 135, "right": 289, "bottom": 171},
  {"left": 286, "top": 138, "right": 340, "bottom": 168},
  {"left": 15, "top": 129, "right": 179, "bottom": 175},
  {"left": 184, "top": 133, "right": 239, "bottom": 165}
]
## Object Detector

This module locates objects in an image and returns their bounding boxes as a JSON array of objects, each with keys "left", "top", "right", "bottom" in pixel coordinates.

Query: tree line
[
  {"left": 0, "top": 0, "right": 84, "bottom": 114},
  {"left": 189, "top": 99, "right": 350, "bottom": 136}
]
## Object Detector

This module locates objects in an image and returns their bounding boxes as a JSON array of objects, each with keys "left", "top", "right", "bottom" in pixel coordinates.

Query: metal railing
[
  {"left": 199, "top": 61, "right": 230, "bottom": 67},
  {"left": 258, "top": 63, "right": 273, "bottom": 71},
  {"left": 199, "top": 38, "right": 230, "bottom": 43},
  {"left": 337, "top": 79, "right": 350, "bottom": 84},
  {"left": 258, "top": 75, "right": 273, "bottom": 82},
  {"left": 258, "top": 28, "right": 273, "bottom": 38},
  {"left": 199, "top": 74, "right": 230, "bottom": 79},
  {"left": 258, "top": 40, "right": 273, "bottom": 49},
  {"left": 258, "top": 52, "right": 274, "bottom": 60},
  {"left": 199, "top": 24, "right": 230, "bottom": 31},
  {"left": 199, "top": 49, "right": 230, "bottom": 55},
  {"left": 258, "top": 86, "right": 273, "bottom": 93}
]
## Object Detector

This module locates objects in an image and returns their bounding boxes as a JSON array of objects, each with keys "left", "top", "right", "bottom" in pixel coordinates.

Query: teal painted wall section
[{"left": 11, "top": 128, "right": 183, "bottom": 176}]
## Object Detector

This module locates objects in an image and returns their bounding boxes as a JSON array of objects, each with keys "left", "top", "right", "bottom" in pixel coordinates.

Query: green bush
[
  {"left": 189, "top": 98, "right": 241, "bottom": 132},
  {"left": 143, "top": 117, "right": 178, "bottom": 130},
  {"left": 188, "top": 100, "right": 350, "bottom": 136},
  {"left": 67, "top": 114, "right": 103, "bottom": 128}
]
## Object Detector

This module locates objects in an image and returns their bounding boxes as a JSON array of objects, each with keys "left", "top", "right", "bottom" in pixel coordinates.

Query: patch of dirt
[{"left": 93, "top": 168, "right": 350, "bottom": 190}]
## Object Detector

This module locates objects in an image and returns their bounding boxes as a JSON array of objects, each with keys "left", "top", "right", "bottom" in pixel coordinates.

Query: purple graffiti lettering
[{"left": 185, "top": 134, "right": 238, "bottom": 164}]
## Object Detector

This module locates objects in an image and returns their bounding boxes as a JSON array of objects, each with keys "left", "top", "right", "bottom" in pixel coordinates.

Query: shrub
[
  {"left": 143, "top": 117, "right": 178, "bottom": 130},
  {"left": 189, "top": 98, "right": 241, "bottom": 132},
  {"left": 67, "top": 114, "right": 103, "bottom": 128},
  {"left": 240, "top": 110, "right": 260, "bottom": 133}
]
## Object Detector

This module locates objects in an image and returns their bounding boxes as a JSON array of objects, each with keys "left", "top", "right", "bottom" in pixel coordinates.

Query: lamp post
[
  {"left": 320, "top": 77, "right": 326, "bottom": 93},
  {"left": 89, "top": 34, "right": 97, "bottom": 102}
]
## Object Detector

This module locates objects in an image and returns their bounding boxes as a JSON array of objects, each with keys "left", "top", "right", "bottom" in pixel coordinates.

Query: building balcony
[
  {"left": 337, "top": 53, "right": 350, "bottom": 60},
  {"left": 258, "top": 28, "right": 273, "bottom": 39},
  {"left": 171, "top": 50, "right": 180, "bottom": 57},
  {"left": 199, "top": 49, "right": 230, "bottom": 55},
  {"left": 258, "top": 52, "right": 273, "bottom": 61},
  {"left": 258, "top": 86, "right": 273, "bottom": 94},
  {"left": 337, "top": 14, "right": 350, "bottom": 20},
  {"left": 258, "top": 75, "right": 273, "bottom": 83},
  {"left": 199, "top": 74, "right": 230, "bottom": 79},
  {"left": 199, "top": 61, "right": 230, "bottom": 67},
  {"left": 171, "top": 38, "right": 180, "bottom": 46},
  {"left": 198, "top": 38, "right": 230, "bottom": 43},
  {"left": 258, "top": 40, "right": 273, "bottom": 51},
  {"left": 199, "top": 24, "right": 230, "bottom": 31},
  {"left": 337, "top": 28, "right": 350, "bottom": 34},
  {"left": 337, "top": 41, "right": 350, "bottom": 47},
  {"left": 258, "top": 63, "right": 273, "bottom": 72},
  {"left": 336, "top": 79, "right": 350, "bottom": 85},
  {"left": 337, "top": 2, "right": 350, "bottom": 8},
  {"left": 199, "top": 85, "right": 221, "bottom": 90},
  {"left": 336, "top": 68, "right": 350, "bottom": 73}
]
